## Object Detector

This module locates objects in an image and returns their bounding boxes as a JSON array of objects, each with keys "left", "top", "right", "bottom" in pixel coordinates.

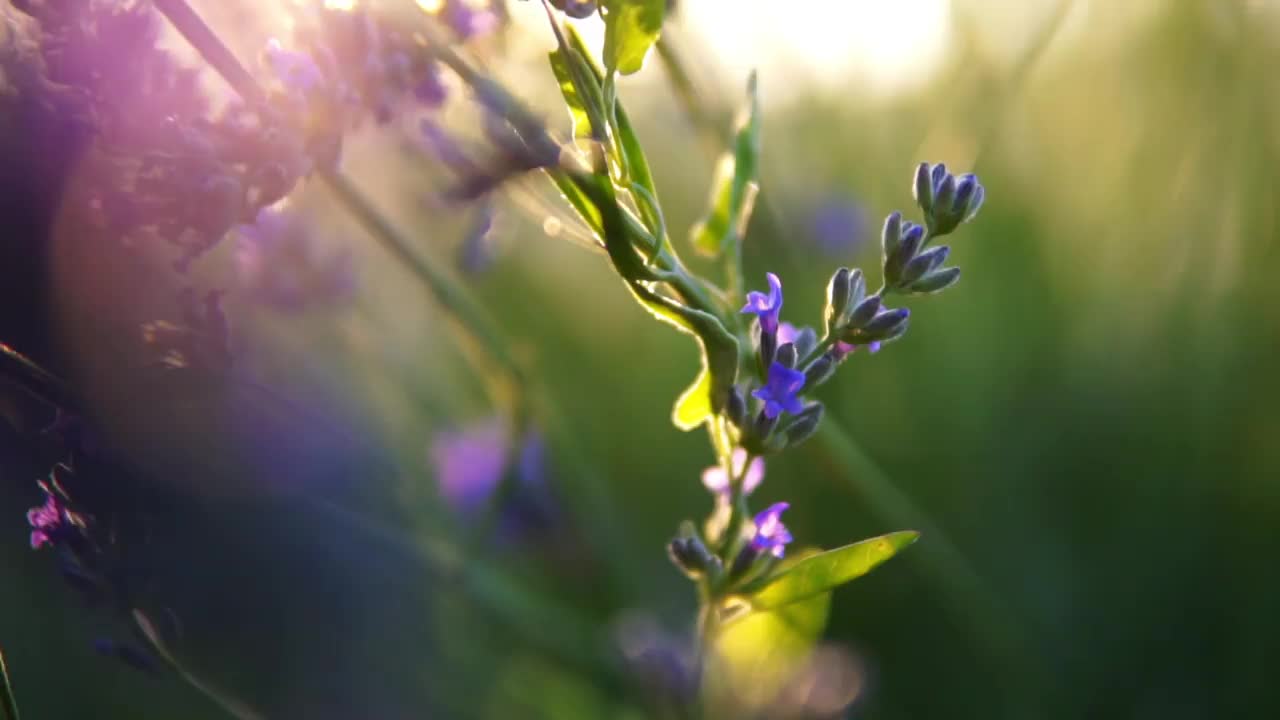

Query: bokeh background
[{"left": 3, "top": 0, "right": 1280, "bottom": 718}]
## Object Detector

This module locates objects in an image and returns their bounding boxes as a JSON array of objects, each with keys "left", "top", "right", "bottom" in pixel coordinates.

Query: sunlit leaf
[
  {"left": 561, "top": 25, "right": 661, "bottom": 235},
  {"left": 690, "top": 72, "right": 761, "bottom": 257},
  {"left": 547, "top": 29, "right": 608, "bottom": 140},
  {"left": 706, "top": 550, "right": 830, "bottom": 711},
  {"left": 751, "top": 531, "right": 920, "bottom": 611},
  {"left": 603, "top": 0, "right": 666, "bottom": 76},
  {"left": 672, "top": 364, "right": 712, "bottom": 430}
]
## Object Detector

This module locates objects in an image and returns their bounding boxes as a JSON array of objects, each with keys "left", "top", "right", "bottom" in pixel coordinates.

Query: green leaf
[
  {"left": 603, "top": 0, "right": 666, "bottom": 76},
  {"left": 705, "top": 549, "right": 830, "bottom": 711},
  {"left": 689, "top": 72, "right": 761, "bottom": 257},
  {"left": 0, "top": 646, "right": 20, "bottom": 720},
  {"left": 561, "top": 25, "right": 662, "bottom": 236},
  {"left": 547, "top": 29, "right": 609, "bottom": 141},
  {"left": 751, "top": 531, "right": 920, "bottom": 611},
  {"left": 672, "top": 364, "right": 713, "bottom": 430}
]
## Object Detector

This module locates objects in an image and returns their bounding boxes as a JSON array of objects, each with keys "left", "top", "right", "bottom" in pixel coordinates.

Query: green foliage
[
  {"left": 751, "top": 531, "right": 920, "bottom": 610},
  {"left": 547, "top": 43, "right": 609, "bottom": 141},
  {"left": 706, "top": 549, "right": 831, "bottom": 710},
  {"left": 602, "top": 0, "right": 666, "bottom": 76},
  {"left": 690, "top": 72, "right": 761, "bottom": 258}
]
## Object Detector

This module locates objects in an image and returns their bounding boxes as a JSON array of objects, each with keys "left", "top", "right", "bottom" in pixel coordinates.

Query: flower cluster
[{"left": 669, "top": 162, "right": 985, "bottom": 608}]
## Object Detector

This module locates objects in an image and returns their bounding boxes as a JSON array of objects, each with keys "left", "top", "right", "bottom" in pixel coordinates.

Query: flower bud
[
  {"left": 803, "top": 353, "right": 836, "bottom": 388},
  {"left": 963, "top": 184, "right": 985, "bottom": 223},
  {"left": 933, "top": 173, "right": 957, "bottom": 220},
  {"left": 913, "top": 162, "right": 934, "bottom": 213},
  {"left": 881, "top": 211, "right": 902, "bottom": 261},
  {"left": 884, "top": 223, "right": 925, "bottom": 287},
  {"left": 775, "top": 342, "right": 798, "bottom": 369},
  {"left": 907, "top": 266, "right": 962, "bottom": 294},
  {"left": 900, "top": 245, "right": 951, "bottom": 287},
  {"left": 861, "top": 307, "right": 910, "bottom": 339},
  {"left": 848, "top": 294, "right": 882, "bottom": 329},
  {"left": 790, "top": 326, "right": 819, "bottom": 360},
  {"left": 755, "top": 322, "right": 778, "bottom": 375},
  {"left": 753, "top": 407, "right": 779, "bottom": 441},
  {"left": 725, "top": 385, "right": 748, "bottom": 428},
  {"left": 824, "top": 267, "right": 852, "bottom": 334},
  {"left": 931, "top": 162, "right": 948, "bottom": 189},
  {"left": 785, "top": 402, "right": 825, "bottom": 448}
]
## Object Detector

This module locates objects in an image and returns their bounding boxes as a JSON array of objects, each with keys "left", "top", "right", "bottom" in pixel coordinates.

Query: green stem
[{"left": 0, "top": 646, "right": 20, "bottom": 720}]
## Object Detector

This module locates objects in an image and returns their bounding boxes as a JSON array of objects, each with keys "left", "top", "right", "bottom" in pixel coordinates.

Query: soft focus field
[{"left": 3, "top": 1, "right": 1279, "bottom": 718}]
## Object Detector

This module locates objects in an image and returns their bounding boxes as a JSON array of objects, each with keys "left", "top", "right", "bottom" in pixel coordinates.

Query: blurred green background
[{"left": 3, "top": 0, "right": 1280, "bottom": 718}]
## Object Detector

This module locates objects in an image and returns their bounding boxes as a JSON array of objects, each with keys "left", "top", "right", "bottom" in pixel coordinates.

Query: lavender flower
[
  {"left": 265, "top": 38, "right": 326, "bottom": 95},
  {"left": 701, "top": 448, "right": 765, "bottom": 498},
  {"left": 750, "top": 502, "right": 793, "bottom": 559},
  {"left": 26, "top": 467, "right": 87, "bottom": 551},
  {"left": 444, "top": 0, "right": 501, "bottom": 40},
  {"left": 430, "top": 418, "right": 510, "bottom": 513},
  {"left": 742, "top": 272, "right": 784, "bottom": 334},
  {"left": 753, "top": 362, "right": 806, "bottom": 419}
]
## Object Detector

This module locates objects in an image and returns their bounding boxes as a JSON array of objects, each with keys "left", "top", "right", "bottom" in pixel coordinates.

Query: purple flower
[
  {"left": 742, "top": 273, "right": 784, "bottom": 334},
  {"left": 751, "top": 502, "right": 793, "bottom": 559},
  {"left": 265, "top": 38, "right": 325, "bottom": 95},
  {"left": 430, "top": 418, "right": 509, "bottom": 513},
  {"left": 701, "top": 448, "right": 765, "bottom": 498},
  {"left": 26, "top": 476, "right": 85, "bottom": 551},
  {"left": 753, "top": 362, "right": 806, "bottom": 419},
  {"left": 445, "top": 0, "right": 500, "bottom": 39}
]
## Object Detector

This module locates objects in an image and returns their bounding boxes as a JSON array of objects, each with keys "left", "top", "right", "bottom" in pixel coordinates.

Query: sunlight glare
[{"left": 683, "top": 0, "right": 952, "bottom": 98}]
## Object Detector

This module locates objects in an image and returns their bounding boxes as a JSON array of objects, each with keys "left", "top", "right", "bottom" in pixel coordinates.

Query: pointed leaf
[
  {"left": 672, "top": 364, "right": 713, "bottom": 430},
  {"left": 751, "top": 531, "right": 920, "bottom": 610},
  {"left": 689, "top": 73, "right": 761, "bottom": 257},
  {"left": 547, "top": 27, "right": 609, "bottom": 140},
  {"left": 602, "top": 0, "right": 666, "bottom": 76}
]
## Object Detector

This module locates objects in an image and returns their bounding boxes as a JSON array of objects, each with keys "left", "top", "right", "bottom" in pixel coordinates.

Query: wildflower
[
  {"left": 753, "top": 362, "right": 806, "bottom": 419},
  {"left": 26, "top": 470, "right": 87, "bottom": 550},
  {"left": 265, "top": 38, "right": 326, "bottom": 95},
  {"left": 551, "top": 0, "right": 599, "bottom": 19},
  {"left": 444, "top": 0, "right": 500, "bottom": 39},
  {"left": 742, "top": 272, "right": 783, "bottom": 334},
  {"left": 430, "top": 418, "right": 510, "bottom": 513},
  {"left": 750, "top": 502, "right": 793, "bottom": 559},
  {"left": 701, "top": 448, "right": 765, "bottom": 498}
]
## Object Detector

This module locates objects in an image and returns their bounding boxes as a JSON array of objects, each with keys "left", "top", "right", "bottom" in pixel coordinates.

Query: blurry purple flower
[
  {"left": 236, "top": 207, "right": 356, "bottom": 311},
  {"left": 413, "top": 60, "right": 448, "bottom": 108},
  {"left": 753, "top": 362, "right": 806, "bottom": 419},
  {"left": 265, "top": 38, "right": 326, "bottom": 94},
  {"left": 430, "top": 417, "right": 508, "bottom": 513},
  {"left": 751, "top": 502, "right": 793, "bottom": 559},
  {"left": 701, "top": 448, "right": 764, "bottom": 498},
  {"left": 742, "top": 272, "right": 783, "bottom": 334},
  {"left": 613, "top": 611, "right": 698, "bottom": 705},
  {"left": 445, "top": 0, "right": 500, "bottom": 39},
  {"left": 809, "top": 198, "right": 868, "bottom": 256},
  {"left": 26, "top": 471, "right": 87, "bottom": 550}
]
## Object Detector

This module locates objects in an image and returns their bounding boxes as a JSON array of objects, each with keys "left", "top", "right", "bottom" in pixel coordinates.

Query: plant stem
[{"left": 0, "top": 646, "right": 20, "bottom": 720}]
